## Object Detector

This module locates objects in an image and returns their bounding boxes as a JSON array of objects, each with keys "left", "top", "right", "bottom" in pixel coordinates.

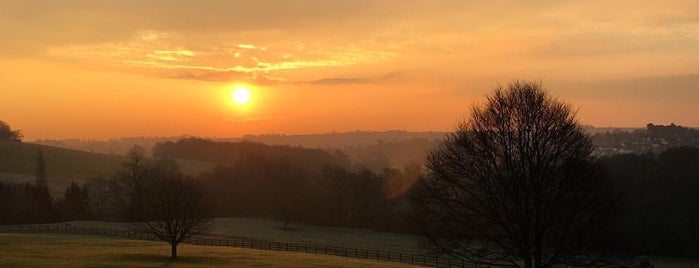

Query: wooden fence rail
[{"left": 0, "top": 224, "right": 486, "bottom": 268}]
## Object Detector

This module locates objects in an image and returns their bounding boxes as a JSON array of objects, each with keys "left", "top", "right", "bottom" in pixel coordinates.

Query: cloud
[
  {"left": 167, "top": 70, "right": 249, "bottom": 82},
  {"left": 146, "top": 49, "right": 196, "bottom": 61},
  {"left": 238, "top": 44, "right": 256, "bottom": 50},
  {"left": 3, "top": 0, "right": 698, "bottom": 89},
  {"left": 304, "top": 72, "right": 403, "bottom": 85}
]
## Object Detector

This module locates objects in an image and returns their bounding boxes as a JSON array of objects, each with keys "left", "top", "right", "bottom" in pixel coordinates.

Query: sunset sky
[{"left": 2, "top": 0, "right": 698, "bottom": 140}]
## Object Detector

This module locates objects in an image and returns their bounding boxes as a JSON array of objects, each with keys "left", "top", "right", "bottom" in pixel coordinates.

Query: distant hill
[
  {"left": 153, "top": 138, "right": 351, "bottom": 170},
  {"left": 223, "top": 131, "right": 446, "bottom": 170},
  {"left": 28, "top": 126, "right": 696, "bottom": 174},
  {"left": 0, "top": 141, "right": 214, "bottom": 195},
  {"left": 32, "top": 131, "right": 447, "bottom": 156},
  {"left": 33, "top": 131, "right": 448, "bottom": 170},
  {"left": 33, "top": 136, "right": 190, "bottom": 157},
  {"left": 224, "top": 130, "right": 447, "bottom": 148}
]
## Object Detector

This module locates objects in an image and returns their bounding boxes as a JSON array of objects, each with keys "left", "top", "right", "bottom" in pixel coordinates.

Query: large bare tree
[
  {"left": 130, "top": 158, "right": 212, "bottom": 259},
  {"left": 412, "top": 81, "right": 614, "bottom": 268}
]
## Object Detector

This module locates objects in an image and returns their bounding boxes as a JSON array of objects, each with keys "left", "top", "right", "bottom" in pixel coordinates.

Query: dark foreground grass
[{"left": 0, "top": 233, "right": 422, "bottom": 268}]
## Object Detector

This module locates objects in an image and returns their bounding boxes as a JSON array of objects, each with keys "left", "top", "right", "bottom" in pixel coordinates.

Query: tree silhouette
[
  {"left": 130, "top": 158, "right": 212, "bottom": 259},
  {"left": 60, "top": 181, "right": 93, "bottom": 220},
  {"left": 35, "top": 149, "right": 47, "bottom": 188},
  {"left": 411, "top": 81, "right": 614, "bottom": 268},
  {"left": 0, "top": 121, "right": 22, "bottom": 141},
  {"left": 117, "top": 145, "right": 148, "bottom": 220}
]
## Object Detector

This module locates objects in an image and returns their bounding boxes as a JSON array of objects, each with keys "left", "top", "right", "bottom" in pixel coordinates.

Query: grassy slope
[
  {"left": 0, "top": 233, "right": 421, "bottom": 268},
  {"left": 0, "top": 141, "right": 214, "bottom": 193}
]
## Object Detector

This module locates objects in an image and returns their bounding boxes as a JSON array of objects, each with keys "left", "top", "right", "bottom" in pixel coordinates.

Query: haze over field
[{"left": 2, "top": 1, "right": 699, "bottom": 140}]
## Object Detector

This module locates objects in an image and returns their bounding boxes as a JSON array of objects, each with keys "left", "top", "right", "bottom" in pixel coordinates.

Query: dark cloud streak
[{"left": 303, "top": 71, "right": 403, "bottom": 85}]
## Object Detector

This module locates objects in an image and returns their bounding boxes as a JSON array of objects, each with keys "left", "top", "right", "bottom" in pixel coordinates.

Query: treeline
[
  {"left": 156, "top": 138, "right": 420, "bottom": 230},
  {"left": 1, "top": 140, "right": 421, "bottom": 232},
  {"left": 0, "top": 147, "right": 204, "bottom": 224},
  {"left": 3, "top": 137, "right": 698, "bottom": 259},
  {"left": 0, "top": 178, "right": 101, "bottom": 224},
  {"left": 600, "top": 146, "right": 699, "bottom": 257},
  {"left": 153, "top": 138, "right": 351, "bottom": 169},
  {"left": 0, "top": 149, "right": 93, "bottom": 224},
  {"left": 198, "top": 155, "right": 419, "bottom": 230}
]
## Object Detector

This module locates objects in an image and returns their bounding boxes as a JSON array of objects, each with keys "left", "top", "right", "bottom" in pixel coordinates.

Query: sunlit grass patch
[{"left": 0, "top": 233, "right": 422, "bottom": 268}]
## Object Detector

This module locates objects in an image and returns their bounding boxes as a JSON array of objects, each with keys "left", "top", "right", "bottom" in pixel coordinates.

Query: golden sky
[{"left": 2, "top": 0, "right": 698, "bottom": 140}]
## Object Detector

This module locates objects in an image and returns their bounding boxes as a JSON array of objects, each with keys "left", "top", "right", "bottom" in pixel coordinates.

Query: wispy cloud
[
  {"left": 304, "top": 71, "right": 403, "bottom": 85},
  {"left": 146, "top": 49, "right": 196, "bottom": 61}
]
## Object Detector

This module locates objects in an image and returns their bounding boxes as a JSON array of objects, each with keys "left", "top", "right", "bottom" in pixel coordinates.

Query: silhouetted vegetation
[
  {"left": 34, "top": 149, "right": 47, "bottom": 188},
  {"left": 0, "top": 121, "right": 22, "bottom": 142},
  {"left": 197, "top": 155, "right": 404, "bottom": 230},
  {"left": 153, "top": 138, "right": 352, "bottom": 169},
  {"left": 599, "top": 146, "right": 699, "bottom": 258},
  {"left": 129, "top": 160, "right": 212, "bottom": 259},
  {"left": 4, "top": 111, "right": 699, "bottom": 266},
  {"left": 152, "top": 138, "right": 419, "bottom": 230},
  {"left": 411, "top": 81, "right": 616, "bottom": 268},
  {"left": 57, "top": 181, "right": 93, "bottom": 220},
  {"left": 0, "top": 182, "right": 54, "bottom": 224}
]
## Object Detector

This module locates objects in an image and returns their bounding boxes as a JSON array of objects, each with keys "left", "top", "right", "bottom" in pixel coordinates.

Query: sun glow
[{"left": 232, "top": 86, "right": 251, "bottom": 105}]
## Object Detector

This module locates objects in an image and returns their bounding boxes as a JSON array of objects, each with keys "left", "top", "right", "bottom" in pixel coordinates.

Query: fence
[{"left": 0, "top": 224, "right": 483, "bottom": 268}]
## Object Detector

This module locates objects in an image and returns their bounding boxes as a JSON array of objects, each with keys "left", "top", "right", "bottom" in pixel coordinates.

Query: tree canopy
[
  {"left": 412, "top": 81, "right": 615, "bottom": 268},
  {"left": 0, "top": 121, "right": 22, "bottom": 142}
]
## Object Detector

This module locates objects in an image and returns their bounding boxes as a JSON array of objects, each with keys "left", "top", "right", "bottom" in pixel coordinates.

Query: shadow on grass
[{"left": 111, "top": 253, "right": 229, "bottom": 266}]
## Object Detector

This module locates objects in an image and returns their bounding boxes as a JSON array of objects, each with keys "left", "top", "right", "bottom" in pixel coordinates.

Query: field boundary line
[{"left": 0, "top": 224, "right": 484, "bottom": 268}]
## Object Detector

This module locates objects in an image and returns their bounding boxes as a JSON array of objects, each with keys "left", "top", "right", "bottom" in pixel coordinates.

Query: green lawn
[
  {"left": 0, "top": 141, "right": 214, "bottom": 194},
  {"left": 0, "top": 233, "right": 423, "bottom": 268}
]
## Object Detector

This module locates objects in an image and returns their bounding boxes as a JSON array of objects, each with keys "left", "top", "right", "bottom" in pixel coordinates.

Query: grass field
[
  {"left": 56, "top": 217, "right": 426, "bottom": 254},
  {"left": 0, "top": 233, "right": 422, "bottom": 267},
  {"left": 0, "top": 141, "right": 214, "bottom": 194},
  {"left": 39, "top": 218, "right": 699, "bottom": 268},
  {"left": 210, "top": 218, "right": 425, "bottom": 254}
]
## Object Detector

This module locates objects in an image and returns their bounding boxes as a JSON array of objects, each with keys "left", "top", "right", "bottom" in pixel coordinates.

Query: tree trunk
[
  {"left": 535, "top": 244, "right": 543, "bottom": 268},
  {"left": 524, "top": 255, "right": 532, "bottom": 268},
  {"left": 171, "top": 243, "right": 177, "bottom": 259}
]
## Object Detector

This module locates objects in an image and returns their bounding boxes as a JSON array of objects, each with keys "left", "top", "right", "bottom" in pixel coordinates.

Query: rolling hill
[{"left": 0, "top": 141, "right": 214, "bottom": 194}]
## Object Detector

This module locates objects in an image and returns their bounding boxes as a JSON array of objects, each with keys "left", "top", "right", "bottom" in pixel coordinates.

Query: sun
[{"left": 231, "top": 86, "right": 251, "bottom": 105}]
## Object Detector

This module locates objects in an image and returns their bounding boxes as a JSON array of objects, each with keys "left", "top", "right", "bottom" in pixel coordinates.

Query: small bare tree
[
  {"left": 411, "top": 81, "right": 614, "bottom": 268},
  {"left": 131, "top": 159, "right": 212, "bottom": 259}
]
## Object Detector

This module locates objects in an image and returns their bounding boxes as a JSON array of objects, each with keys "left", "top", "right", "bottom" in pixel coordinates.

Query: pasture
[{"left": 0, "top": 233, "right": 422, "bottom": 268}]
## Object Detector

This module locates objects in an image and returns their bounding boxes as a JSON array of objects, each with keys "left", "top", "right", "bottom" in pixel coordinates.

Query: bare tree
[
  {"left": 411, "top": 81, "right": 614, "bottom": 268},
  {"left": 118, "top": 145, "right": 147, "bottom": 220},
  {"left": 128, "top": 158, "right": 212, "bottom": 259}
]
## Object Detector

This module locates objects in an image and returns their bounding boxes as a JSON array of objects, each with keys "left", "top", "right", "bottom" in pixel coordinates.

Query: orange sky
[{"left": 2, "top": 1, "right": 698, "bottom": 140}]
